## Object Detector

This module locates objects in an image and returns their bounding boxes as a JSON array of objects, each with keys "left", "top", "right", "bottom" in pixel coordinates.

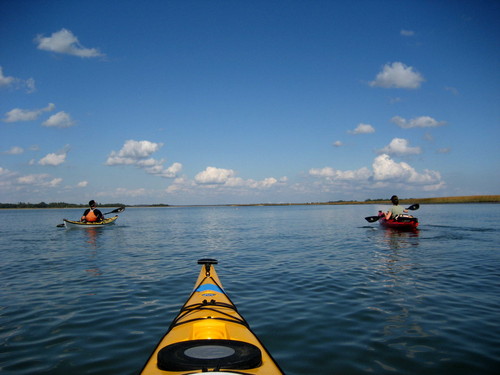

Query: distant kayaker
[
  {"left": 81, "top": 200, "right": 104, "bottom": 222},
  {"left": 385, "top": 195, "right": 409, "bottom": 220}
]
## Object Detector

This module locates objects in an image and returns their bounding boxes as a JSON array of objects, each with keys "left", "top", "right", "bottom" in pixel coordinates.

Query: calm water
[{"left": 1, "top": 204, "right": 499, "bottom": 374}]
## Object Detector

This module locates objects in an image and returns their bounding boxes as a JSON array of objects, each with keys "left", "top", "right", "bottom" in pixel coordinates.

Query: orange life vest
[{"left": 85, "top": 209, "right": 99, "bottom": 222}]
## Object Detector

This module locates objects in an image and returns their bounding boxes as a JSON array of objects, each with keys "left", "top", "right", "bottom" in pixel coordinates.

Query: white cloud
[
  {"left": 4, "top": 146, "right": 24, "bottom": 155},
  {"left": 349, "top": 123, "right": 375, "bottom": 134},
  {"left": 122, "top": 141, "right": 161, "bottom": 157},
  {"left": 162, "top": 162, "right": 183, "bottom": 178},
  {"left": 106, "top": 140, "right": 181, "bottom": 178},
  {"left": 47, "top": 177, "right": 63, "bottom": 187},
  {"left": 255, "top": 177, "right": 279, "bottom": 188},
  {"left": 17, "top": 173, "right": 62, "bottom": 187},
  {"left": 309, "top": 166, "right": 372, "bottom": 181},
  {"left": 391, "top": 115, "right": 446, "bottom": 129},
  {"left": 372, "top": 154, "right": 442, "bottom": 185},
  {"left": 401, "top": 29, "right": 415, "bottom": 36},
  {"left": 0, "top": 66, "right": 15, "bottom": 87},
  {"left": 42, "top": 111, "right": 75, "bottom": 128},
  {"left": 25, "top": 78, "right": 36, "bottom": 93},
  {"left": 166, "top": 177, "right": 194, "bottom": 193},
  {"left": 332, "top": 141, "right": 343, "bottom": 147},
  {"left": 187, "top": 166, "right": 282, "bottom": 192},
  {"left": 0, "top": 67, "right": 36, "bottom": 93},
  {"left": 378, "top": 138, "right": 421, "bottom": 155},
  {"left": 308, "top": 154, "right": 444, "bottom": 193},
  {"left": 0, "top": 169, "right": 63, "bottom": 194},
  {"left": 369, "top": 62, "right": 424, "bottom": 89},
  {"left": 136, "top": 158, "right": 162, "bottom": 168},
  {"left": 372, "top": 154, "right": 413, "bottom": 181},
  {"left": 35, "top": 28, "right": 104, "bottom": 58},
  {"left": 105, "top": 155, "right": 136, "bottom": 166},
  {"left": 0, "top": 167, "right": 12, "bottom": 176},
  {"left": 77, "top": 181, "right": 88, "bottom": 187},
  {"left": 422, "top": 181, "right": 446, "bottom": 191},
  {"left": 38, "top": 150, "right": 68, "bottom": 166},
  {"left": 17, "top": 174, "right": 38, "bottom": 184},
  {"left": 3, "top": 103, "right": 55, "bottom": 123},
  {"left": 107, "top": 140, "right": 162, "bottom": 163},
  {"left": 224, "top": 176, "right": 280, "bottom": 189},
  {"left": 195, "top": 166, "right": 236, "bottom": 184},
  {"left": 437, "top": 147, "right": 451, "bottom": 154}
]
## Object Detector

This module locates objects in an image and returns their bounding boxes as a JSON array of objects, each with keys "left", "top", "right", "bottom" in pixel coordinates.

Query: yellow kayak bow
[{"left": 140, "top": 259, "right": 284, "bottom": 374}]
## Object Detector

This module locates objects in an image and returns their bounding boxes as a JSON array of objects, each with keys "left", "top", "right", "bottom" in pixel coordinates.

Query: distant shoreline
[
  {"left": 168, "top": 195, "right": 499, "bottom": 207},
  {"left": 1, "top": 195, "right": 498, "bottom": 209}
]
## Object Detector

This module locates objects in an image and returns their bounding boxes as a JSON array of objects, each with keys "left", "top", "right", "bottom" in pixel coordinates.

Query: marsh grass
[
  {"left": 402, "top": 195, "right": 500, "bottom": 204},
  {"left": 317, "top": 195, "right": 500, "bottom": 206}
]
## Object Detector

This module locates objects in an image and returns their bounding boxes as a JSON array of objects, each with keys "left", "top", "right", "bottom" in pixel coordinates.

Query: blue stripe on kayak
[{"left": 196, "top": 284, "right": 224, "bottom": 293}]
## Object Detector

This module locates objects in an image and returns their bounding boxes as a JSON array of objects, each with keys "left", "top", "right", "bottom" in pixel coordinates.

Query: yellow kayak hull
[
  {"left": 140, "top": 259, "right": 284, "bottom": 374},
  {"left": 63, "top": 216, "right": 118, "bottom": 228}
]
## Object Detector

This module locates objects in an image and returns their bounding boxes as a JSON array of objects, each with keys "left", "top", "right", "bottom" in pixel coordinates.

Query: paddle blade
[
  {"left": 365, "top": 216, "right": 380, "bottom": 223},
  {"left": 56, "top": 223, "right": 65, "bottom": 227},
  {"left": 104, "top": 206, "right": 126, "bottom": 215},
  {"left": 407, "top": 203, "right": 420, "bottom": 211}
]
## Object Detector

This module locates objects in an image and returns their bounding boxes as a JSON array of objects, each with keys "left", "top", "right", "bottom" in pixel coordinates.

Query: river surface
[{"left": 1, "top": 204, "right": 499, "bottom": 374}]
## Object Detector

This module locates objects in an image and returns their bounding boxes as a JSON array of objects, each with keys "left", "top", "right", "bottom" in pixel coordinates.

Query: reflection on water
[
  {"left": 81, "top": 228, "right": 104, "bottom": 277},
  {"left": 380, "top": 227, "right": 420, "bottom": 250},
  {"left": 85, "top": 267, "right": 102, "bottom": 277},
  {"left": 368, "top": 226, "right": 429, "bottom": 367},
  {"left": 84, "top": 227, "right": 100, "bottom": 248}
]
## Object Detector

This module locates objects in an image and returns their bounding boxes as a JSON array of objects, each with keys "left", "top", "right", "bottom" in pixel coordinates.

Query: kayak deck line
[
  {"left": 171, "top": 300, "right": 249, "bottom": 331},
  {"left": 140, "top": 259, "right": 284, "bottom": 374},
  {"left": 169, "top": 272, "right": 250, "bottom": 332}
]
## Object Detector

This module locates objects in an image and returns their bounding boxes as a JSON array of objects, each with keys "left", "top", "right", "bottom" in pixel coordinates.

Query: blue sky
[{"left": 1, "top": 0, "right": 499, "bottom": 205}]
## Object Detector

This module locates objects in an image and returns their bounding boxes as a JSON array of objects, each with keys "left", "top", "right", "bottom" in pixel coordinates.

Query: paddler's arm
[
  {"left": 81, "top": 209, "right": 89, "bottom": 222},
  {"left": 95, "top": 209, "right": 104, "bottom": 221}
]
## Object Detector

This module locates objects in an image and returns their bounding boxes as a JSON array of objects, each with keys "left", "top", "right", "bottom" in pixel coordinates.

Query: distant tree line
[
  {"left": 0, "top": 202, "right": 125, "bottom": 209},
  {"left": 1, "top": 196, "right": 497, "bottom": 209}
]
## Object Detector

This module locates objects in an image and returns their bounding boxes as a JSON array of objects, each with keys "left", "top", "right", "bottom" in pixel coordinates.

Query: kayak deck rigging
[
  {"left": 172, "top": 299, "right": 248, "bottom": 329},
  {"left": 140, "top": 259, "right": 284, "bottom": 374}
]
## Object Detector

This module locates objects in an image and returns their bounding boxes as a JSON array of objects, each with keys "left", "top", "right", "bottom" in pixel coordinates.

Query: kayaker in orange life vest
[{"left": 81, "top": 200, "right": 104, "bottom": 222}]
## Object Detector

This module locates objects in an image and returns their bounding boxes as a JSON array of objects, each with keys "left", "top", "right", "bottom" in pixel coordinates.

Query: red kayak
[{"left": 378, "top": 212, "right": 419, "bottom": 231}]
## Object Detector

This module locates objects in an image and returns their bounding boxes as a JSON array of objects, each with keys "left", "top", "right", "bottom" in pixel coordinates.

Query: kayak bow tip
[{"left": 197, "top": 258, "right": 218, "bottom": 265}]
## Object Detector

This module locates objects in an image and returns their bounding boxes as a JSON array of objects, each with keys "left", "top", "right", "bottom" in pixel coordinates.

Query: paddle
[
  {"left": 103, "top": 206, "right": 125, "bottom": 215},
  {"left": 365, "top": 203, "right": 419, "bottom": 223},
  {"left": 56, "top": 206, "right": 125, "bottom": 227}
]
